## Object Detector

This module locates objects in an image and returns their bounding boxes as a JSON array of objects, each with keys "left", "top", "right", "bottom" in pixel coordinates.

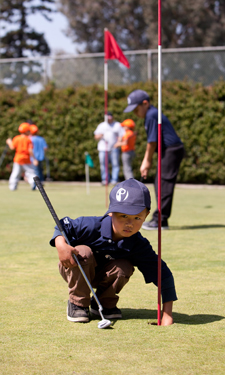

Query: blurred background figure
[
  {"left": 29, "top": 124, "right": 48, "bottom": 184},
  {"left": 124, "top": 89, "right": 185, "bottom": 230},
  {"left": 114, "top": 119, "right": 137, "bottom": 180},
  {"left": 6, "top": 123, "right": 36, "bottom": 191},
  {"left": 94, "top": 111, "right": 123, "bottom": 185}
]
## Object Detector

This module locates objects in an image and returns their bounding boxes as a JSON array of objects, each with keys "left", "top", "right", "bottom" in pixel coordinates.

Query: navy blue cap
[
  {"left": 123, "top": 90, "right": 150, "bottom": 113},
  {"left": 105, "top": 178, "right": 151, "bottom": 215}
]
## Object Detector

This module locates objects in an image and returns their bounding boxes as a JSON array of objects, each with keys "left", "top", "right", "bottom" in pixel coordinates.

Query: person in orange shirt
[
  {"left": 6, "top": 123, "right": 36, "bottom": 191},
  {"left": 114, "top": 119, "right": 137, "bottom": 180}
]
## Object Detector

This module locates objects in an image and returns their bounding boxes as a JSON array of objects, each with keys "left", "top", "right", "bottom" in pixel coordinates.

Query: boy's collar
[{"left": 101, "top": 215, "right": 112, "bottom": 239}]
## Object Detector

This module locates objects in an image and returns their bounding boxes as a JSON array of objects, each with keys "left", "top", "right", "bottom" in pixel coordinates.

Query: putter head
[{"left": 98, "top": 319, "right": 112, "bottom": 329}]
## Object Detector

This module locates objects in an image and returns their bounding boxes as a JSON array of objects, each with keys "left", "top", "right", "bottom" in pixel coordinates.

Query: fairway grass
[{"left": 0, "top": 181, "right": 225, "bottom": 375}]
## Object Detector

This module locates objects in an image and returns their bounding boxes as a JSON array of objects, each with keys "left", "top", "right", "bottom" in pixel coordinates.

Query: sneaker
[
  {"left": 142, "top": 219, "right": 169, "bottom": 231},
  {"left": 110, "top": 181, "right": 118, "bottom": 186},
  {"left": 90, "top": 298, "right": 122, "bottom": 319},
  {"left": 67, "top": 300, "right": 89, "bottom": 323}
]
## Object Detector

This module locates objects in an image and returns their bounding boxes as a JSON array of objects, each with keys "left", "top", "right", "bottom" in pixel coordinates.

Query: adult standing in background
[
  {"left": 124, "top": 90, "right": 184, "bottom": 230},
  {"left": 30, "top": 124, "right": 48, "bottom": 184},
  {"left": 94, "top": 112, "right": 123, "bottom": 185}
]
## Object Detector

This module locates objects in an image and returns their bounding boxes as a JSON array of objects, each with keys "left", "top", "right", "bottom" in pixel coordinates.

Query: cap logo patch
[
  {"left": 127, "top": 97, "right": 131, "bottom": 104},
  {"left": 116, "top": 188, "right": 129, "bottom": 202}
]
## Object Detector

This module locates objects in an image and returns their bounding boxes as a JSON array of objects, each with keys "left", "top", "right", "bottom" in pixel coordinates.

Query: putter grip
[
  {"left": 33, "top": 176, "right": 64, "bottom": 233},
  {"left": 34, "top": 175, "right": 75, "bottom": 251}
]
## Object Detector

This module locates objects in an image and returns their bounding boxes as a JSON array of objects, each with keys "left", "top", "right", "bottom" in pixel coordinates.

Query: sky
[
  {"left": 0, "top": 5, "right": 78, "bottom": 92},
  {"left": 28, "top": 10, "right": 77, "bottom": 55}
]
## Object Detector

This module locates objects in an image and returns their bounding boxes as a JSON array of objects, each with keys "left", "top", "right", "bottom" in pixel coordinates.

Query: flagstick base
[{"left": 85, "top": 164, "right": 90, "bottom": 195}]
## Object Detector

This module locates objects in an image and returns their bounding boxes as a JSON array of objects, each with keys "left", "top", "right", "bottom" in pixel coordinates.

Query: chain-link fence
[{"left": 0, "top": 46, "right": 225, "bottom": 93}]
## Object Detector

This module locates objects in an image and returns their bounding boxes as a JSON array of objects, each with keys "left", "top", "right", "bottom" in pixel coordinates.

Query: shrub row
[{"left": 0, "top": 80, "right": 225, "bottom": 184}]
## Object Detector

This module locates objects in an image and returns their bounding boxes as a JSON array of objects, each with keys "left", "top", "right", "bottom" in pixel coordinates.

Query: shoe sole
[
  {"left": 90, "top": 307, "right": 122, "bottom": 319},
  {"left": 142, "top": 226, "right": 169, "bottom": 231},
  {"left": 67, "top": 307, "right": 89, "bottom": 323}
]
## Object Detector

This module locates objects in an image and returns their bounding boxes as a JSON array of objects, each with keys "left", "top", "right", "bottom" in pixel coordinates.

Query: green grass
[{"left": 0, "top": 181, "right": 225, "bottom": 375}]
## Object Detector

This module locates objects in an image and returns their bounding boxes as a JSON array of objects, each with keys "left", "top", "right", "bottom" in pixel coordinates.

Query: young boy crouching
[{"left": 50, "top": 178, "right": 177, "bottom": 326}]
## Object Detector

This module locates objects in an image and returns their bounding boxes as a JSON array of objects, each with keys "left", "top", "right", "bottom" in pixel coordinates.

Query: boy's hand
[
  {"left": 6, "top": 138, "right": 12, "bottom": 145},
  {"left": 6, "top": 138, "right": 14, "bottom": 149},
  {"left": 55, "top": 236, "right": 79, "bottom": 269},
  {"left": 140, "top": 160, "right": 151, "bottom": 178}
]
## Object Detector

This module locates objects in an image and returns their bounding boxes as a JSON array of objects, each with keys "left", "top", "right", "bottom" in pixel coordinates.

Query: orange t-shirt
[
  {"left": 12, "top": 135, "right": 33, "bottom": 165},
  {"left": 121, "top": 129, "right": 136, "bottom": 152}
]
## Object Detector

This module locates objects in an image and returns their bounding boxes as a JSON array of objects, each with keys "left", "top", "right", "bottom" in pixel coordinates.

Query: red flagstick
[
  {"left": 105, "top": 141, "right": 109, "bottom": 207},
  {"left": 104, "top": 28, "right": 109, "bottom": 123},
  {"left": 104, "top": 28, "right": 109, "bottom": 207},
  {"left": 104, "top": 28, "right": 130, "bottom": 207},
  {"left": 157, "top": 0, "right": 162, "bottom": 326}
]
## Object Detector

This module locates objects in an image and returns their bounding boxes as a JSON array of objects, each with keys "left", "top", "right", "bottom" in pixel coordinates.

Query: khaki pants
[{"left": 59, "top": 245, "right": 134, "bottom": 309}]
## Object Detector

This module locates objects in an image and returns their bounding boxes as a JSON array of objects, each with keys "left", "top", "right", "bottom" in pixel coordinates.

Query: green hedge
[{"left": 0, "top": 80, "right": 225, "bottom": 184}]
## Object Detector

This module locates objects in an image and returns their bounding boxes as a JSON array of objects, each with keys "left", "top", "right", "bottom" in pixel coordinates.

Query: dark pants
[
  {"left": 152, "top": 143, "right": 185, "bottom": 223},
  {"left": 34, "top": 161, "right": 44, "bottom": 182},
  {"left": 59, "top": 245, "right": 134, "bottom": 309}
]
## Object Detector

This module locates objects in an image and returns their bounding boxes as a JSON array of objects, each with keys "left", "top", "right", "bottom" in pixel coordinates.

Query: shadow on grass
[
  {"left": 170, "top": 224, "right": 225, "bottom": 230},
  {"left": 121, "top": 308, "right": 225, "bottom": 325}
]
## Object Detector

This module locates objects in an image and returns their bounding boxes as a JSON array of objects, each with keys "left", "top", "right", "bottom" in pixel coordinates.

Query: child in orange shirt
[
  {"left": 6, "top": 123, "right": 36, "bottom": 190},
  {"left": 114, "top": 119, "right": 137, "bottom": 180}
]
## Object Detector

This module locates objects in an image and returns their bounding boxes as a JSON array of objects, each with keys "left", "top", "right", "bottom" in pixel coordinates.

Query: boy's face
[
  {"left": 109, "top": 208, "right": 149, "bottom": 242},
  {"left": 133, "top": 100, "right": 149, "bottom": 118}
]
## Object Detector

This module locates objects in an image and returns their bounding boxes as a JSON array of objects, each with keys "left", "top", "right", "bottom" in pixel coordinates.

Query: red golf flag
[{"left": 104, "top": 30, "right": 130, "bottom": 68}]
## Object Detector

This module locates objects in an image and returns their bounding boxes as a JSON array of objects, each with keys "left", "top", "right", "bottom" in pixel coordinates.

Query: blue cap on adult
[
  {"left": 105, "top": 178, "right": 151, "bottom": 215},
  {"left": 123, "top": 89, "right": 150, "bottom": 113}
]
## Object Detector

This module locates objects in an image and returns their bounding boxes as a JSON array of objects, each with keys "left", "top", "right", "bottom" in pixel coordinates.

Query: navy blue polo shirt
[
  {"left": 145, "top": 105, "right": 182, "bottom": 151},
  {"left": 50, "top": 214, "right": 177, "bottom": 303}
]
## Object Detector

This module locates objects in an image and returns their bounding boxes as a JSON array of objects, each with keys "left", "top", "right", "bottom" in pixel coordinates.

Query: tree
[
  {"left": 58, "top": 0, "right": 225, "bottom": 52},
  {"left": 0, "top": 0, "right": 55, "bottom": 89},
  {"left": 57, "top": 0, "right": 149, "bottom": 52},
  {"left": 144, "top": 0, "right": 225, "bottom": 48},
  {"left": 0, "top": 0, "right": 56, "bottom": 58}
]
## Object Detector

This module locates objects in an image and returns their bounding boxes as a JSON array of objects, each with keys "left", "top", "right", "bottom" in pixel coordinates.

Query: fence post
[{"left": 147, "top": 50, "right": 152, "bottom": 81}]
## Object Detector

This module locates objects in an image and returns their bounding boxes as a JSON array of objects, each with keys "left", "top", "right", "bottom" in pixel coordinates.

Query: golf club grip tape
[
  {"left": 34, "top": 176, "right": 76, "bottom": 249},
  {"left": 33, "top": 176, "right": 64, "bottom": 233}
]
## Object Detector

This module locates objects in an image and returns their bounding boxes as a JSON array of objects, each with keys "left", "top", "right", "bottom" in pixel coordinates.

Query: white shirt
[{"left": 94, "top": 120, "right": 124, "bottom": 151}]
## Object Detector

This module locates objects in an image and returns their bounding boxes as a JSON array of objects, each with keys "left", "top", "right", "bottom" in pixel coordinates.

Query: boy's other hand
[{"left": 55, "top": 236, "right": 79, "bottom": 268}]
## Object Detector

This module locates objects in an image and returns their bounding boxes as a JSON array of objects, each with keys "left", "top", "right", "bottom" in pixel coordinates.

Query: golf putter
[{"left": 33, "top": 176, "right": 111, "bottom": 329}]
